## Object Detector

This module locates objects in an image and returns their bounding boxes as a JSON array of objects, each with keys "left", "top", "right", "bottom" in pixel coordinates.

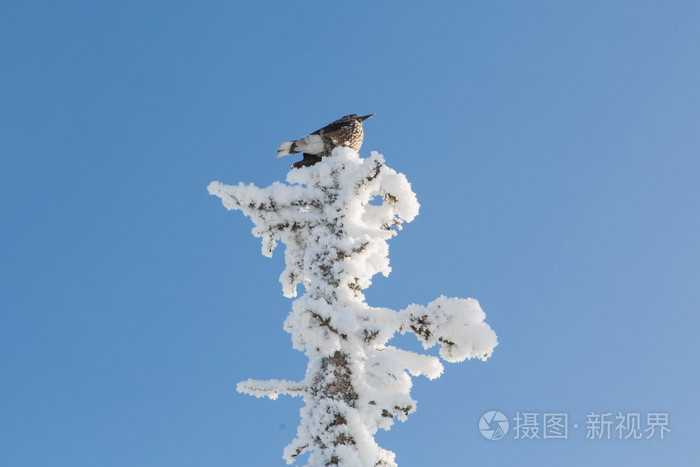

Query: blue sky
[{"left": 1, "top": 1, "right": 699, "bottom": 466}]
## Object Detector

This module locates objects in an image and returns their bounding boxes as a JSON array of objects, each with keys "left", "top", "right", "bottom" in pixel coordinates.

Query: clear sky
[{"left": 1, "top": 1, "right": 699, "bottom": 466}]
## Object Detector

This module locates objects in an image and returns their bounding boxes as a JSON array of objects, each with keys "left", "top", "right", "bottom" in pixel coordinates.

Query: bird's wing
[{"left": 312, "top": 119, "right": 347, "bottom": 136}]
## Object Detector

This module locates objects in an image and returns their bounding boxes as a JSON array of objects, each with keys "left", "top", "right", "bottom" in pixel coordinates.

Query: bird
[{"left": 277, "top": 114, "right": 374, "bottom": 169}]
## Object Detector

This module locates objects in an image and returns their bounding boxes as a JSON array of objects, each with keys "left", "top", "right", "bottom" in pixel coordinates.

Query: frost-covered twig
[{"left": 237, "top": 379, "right": 307, "bottom": 400}]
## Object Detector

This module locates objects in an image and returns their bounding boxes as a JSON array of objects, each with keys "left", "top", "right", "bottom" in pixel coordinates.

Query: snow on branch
[
  {"left": 400, "top": 296, "right": 498, "bottom": 363},
  {"left": 237, "top": 379, "right": 307, "bottom": 400},
  {"left": 209, "top": 147, "right": 497, "bottom": 466}
]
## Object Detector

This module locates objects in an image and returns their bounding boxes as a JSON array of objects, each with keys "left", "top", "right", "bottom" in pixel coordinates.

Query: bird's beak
[{"left": 359, "top": 114, "right": 375, "bottom": 122}]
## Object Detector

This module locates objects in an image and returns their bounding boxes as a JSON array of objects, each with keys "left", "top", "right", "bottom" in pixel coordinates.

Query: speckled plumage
[{"left": 277, "top": 114, "right": 374, "bottom": 168}]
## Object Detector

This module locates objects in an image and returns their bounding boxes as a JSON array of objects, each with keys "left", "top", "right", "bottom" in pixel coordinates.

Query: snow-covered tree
[{"left": 208, "top": 147, "right": 497, "bottom": 466}]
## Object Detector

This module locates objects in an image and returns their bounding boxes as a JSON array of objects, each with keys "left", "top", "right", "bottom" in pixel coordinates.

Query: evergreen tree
[{"left": 209, "top": 148, "right": 498, "bottom": 466}]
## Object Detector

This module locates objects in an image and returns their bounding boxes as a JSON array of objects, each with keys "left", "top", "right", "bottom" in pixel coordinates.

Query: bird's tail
[
  {"left": 277, "top": 141, "right": 296, "bottom": 158},
  {"left": 277, "top": 134, "right": 324, "bottom": 158}
]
